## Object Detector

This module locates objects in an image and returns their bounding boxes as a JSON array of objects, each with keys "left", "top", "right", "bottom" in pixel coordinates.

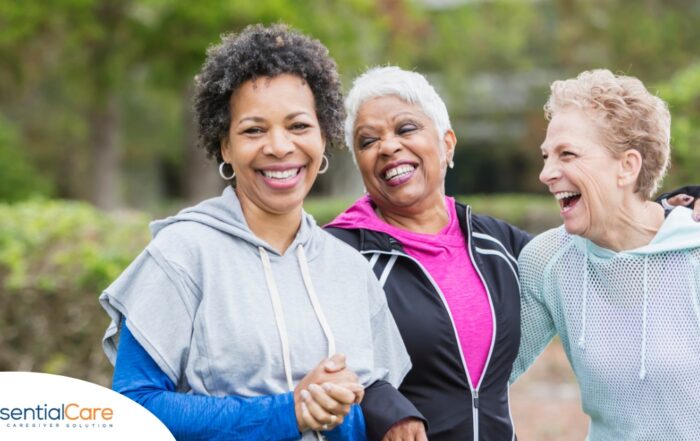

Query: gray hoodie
[{"left": 100, "top": 187, "right": 410, "bottom": 410}]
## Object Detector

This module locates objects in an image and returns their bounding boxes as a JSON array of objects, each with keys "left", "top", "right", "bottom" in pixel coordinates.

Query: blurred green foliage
[
  {"left": 2, "top": 0, "right": 698, "bottom": 207},
  {"left": 0, "top": 195, "right": 560, "bottom": 385},
  {"left": 0, "top": 199, "right": 149, "bottom": 385},
  {"left": 0, "top": 116, "right": 53, "bottom": 202}
]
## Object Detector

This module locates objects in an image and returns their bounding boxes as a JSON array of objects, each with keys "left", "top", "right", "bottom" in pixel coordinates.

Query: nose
[
  {"left": 264, "top": 128, "right": 295, "bottom": 157},
  {"left": 378, "top": 135, "right": 402, "bottom": 157},
  {"left": 539, "top": 157, "right": 560, "bottom": 185}
]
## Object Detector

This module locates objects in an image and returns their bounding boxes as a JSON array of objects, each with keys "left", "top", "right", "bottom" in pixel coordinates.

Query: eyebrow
[
  {"left": 353, "top": 111, "right": 419, "bottom": 137},
  {"left": 237, "top": 111, "right": 312, "bottom": 125}
]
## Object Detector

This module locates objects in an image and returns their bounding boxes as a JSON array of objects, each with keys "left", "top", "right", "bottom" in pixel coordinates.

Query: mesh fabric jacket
[{"left": 511, "top": 207, "right": 700, "bottom": 441}]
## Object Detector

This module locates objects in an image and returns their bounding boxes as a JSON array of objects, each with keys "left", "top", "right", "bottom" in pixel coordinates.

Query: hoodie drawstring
[
  {"left": 578, "top": 251, "right": 589, "bottom": 350},
  {"left": 640, "top": 256, "right": 649, "bottom": 381},
  {"left": 259, "top": 247, "right": 295, "bottom": 390},
  {"left": 259, "top": 245, "right": 336, "bottom": 387},
  {"left": 296, "top": 246, "right": 336, "bottom": 357},
  {"left": 260, "top": 245, "right": 336, "bottom": 440}
]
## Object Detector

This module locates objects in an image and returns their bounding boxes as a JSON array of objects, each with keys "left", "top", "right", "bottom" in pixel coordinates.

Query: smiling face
[
  {"left": 221, "top": 74, "right": 324, "bottom": 218},
  {"left": 352, "top": 95, "right": 455, "bottom": 216},
  {"left": 539, "top": 107, "right": 627, "bottom": 239}
]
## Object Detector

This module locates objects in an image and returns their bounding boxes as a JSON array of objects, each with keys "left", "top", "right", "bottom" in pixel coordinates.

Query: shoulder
[
  {"left": 324, "top": 225, "right": 363, "bottom": 250},
  {"left": 318, "top": 227, "right": 371, "bottom": 266},
  {"left": 519, "top": 226, "right": 573, "bottom": 273},
  {"left": 455, "top": 201, "right": 533, "bottom": 254}
]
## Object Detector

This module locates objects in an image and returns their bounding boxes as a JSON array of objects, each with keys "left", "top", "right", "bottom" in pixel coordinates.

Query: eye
[
  {"left": 397, "top": 122, "right": 418, "bottom": 135},
  {"left": 357, "top": 136, "right": 377, "bottom": 150},
  {"left": 290, "top": 122, "right": 311, "bottom": 131},
  {"left": 541, "top": 153, "right": 548, "bottom": 161},
  {"left": 561, "top": 150, "right": 576, "bottom": 158},
  {"left": 241, "top": 126, "right": 264, "bottom": 135}
]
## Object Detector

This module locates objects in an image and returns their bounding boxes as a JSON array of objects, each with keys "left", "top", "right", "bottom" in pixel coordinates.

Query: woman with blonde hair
[{"left": 512, "top": 69, "right": 700, "bottom": 440}]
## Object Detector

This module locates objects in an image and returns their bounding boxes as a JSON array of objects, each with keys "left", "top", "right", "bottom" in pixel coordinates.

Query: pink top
[{"left": 327, "top": 195, "right": 494, "bottom": 387}]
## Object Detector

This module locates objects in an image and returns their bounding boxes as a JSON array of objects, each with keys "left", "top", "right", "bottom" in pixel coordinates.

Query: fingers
[
  {"left": 309, "top": 383, "right": 354, "bottom": 412},
  {"left": 301, "top": 388, "right": 343, "bottom": 431},
  {"left": 333, "top": 381, "right": 365, "bottom": 404},
  {"left": 667, "top": 194, "right": 694, "bottom": 207},
  {"left": 323, "top": 353, "right": 346, "bottom": 373},
  {"left": 694, "top": 199, "right": 700, "bottom": 221},
  {"left": 381, "top": 418, "right": 427, "bottom": 441}
]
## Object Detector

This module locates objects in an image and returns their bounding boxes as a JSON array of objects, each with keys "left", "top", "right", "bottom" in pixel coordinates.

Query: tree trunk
[
  {"left": 88, "top": 93, "right": 122, "bottom": 210},
  {"left": 182, "top": 83, "right": 224, "bottom": 203}
]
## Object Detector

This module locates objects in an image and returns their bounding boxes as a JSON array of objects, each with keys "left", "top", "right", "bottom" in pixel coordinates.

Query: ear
[
  {"left": 618, "top": 148, "right": 643, "bottom": 188},
  {"left": 443, "top": 129, "right": 457, "bottom": 164}
]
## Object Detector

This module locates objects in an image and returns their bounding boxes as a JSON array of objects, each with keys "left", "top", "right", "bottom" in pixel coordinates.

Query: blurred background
[{"left": 2, "top": 0, "right": 699, "bottom": 439}]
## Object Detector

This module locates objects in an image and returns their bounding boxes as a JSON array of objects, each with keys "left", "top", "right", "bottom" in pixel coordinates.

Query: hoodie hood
[
  {"left": 576, "top": 206, "right": 700, "bottom": 258},
  {"left": 151, "top": 186, "right": 320, "bottom": 258}
]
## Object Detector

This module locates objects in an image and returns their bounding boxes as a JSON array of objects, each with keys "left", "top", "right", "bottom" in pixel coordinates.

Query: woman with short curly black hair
[{"left": 100, "top": 24, "right": 412, "bottom": 441}]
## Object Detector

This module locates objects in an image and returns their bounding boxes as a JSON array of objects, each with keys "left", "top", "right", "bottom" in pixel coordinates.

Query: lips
[
  {"left": 380, "top": 162, "right": 417, "bottom": 186},
  {"left": 554, "top": 191, "right": 582, "bottom": 213},
  {"left": 257, "top": 164, "right": 306, "bottom": 189},
  {"left": 260, "top": 168, "right": 301, "bottom": 180}
]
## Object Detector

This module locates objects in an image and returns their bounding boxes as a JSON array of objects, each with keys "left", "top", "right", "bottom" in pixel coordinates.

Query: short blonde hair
[{"left": 544, "top": 69, "right": 671, "bottom": 199}]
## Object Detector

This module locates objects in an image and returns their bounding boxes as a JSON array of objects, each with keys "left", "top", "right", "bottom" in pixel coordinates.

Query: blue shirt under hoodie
[{"left": 100, "top": 187, "right": 411, "bottom": 440}]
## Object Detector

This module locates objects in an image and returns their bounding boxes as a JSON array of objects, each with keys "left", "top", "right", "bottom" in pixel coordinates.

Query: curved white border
[{"left": 0, "top": 372, "right": 174, "bottom": 440}]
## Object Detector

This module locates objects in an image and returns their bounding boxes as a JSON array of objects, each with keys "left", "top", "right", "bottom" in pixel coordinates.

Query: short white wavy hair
[{"left": 344, "top": 66, "right": 452, "bottom": 163}]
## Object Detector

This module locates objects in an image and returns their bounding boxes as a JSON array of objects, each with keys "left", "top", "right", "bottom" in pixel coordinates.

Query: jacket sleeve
[
  {"left": 361, "top": 381, "right": 425, "bottom": 441},
  {"left": 509, "top": 238, "right": 557, "bottom": 383},
  {"left": 114, "top": 322, "right": 366, "bottom": 441},
  {"left": 360, "top": 270, "right": 426, "bottom": 441}
]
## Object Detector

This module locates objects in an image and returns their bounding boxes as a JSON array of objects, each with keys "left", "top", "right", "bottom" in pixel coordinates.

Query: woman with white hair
[
  {"left": 324, "top": 66, "right": 699, "bottom": 441},
  {"left": 512, "top": 69, "right": 700, "bottom": 440},
  {"left": 325, "top": 66, "right": 529, "bottom": 441}
]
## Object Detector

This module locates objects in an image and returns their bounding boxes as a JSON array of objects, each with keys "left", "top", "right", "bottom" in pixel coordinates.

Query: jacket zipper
[
  {"left": 362, "top": 245, "right": 493, "bottom": 440},
  {"left": 464, "top": 205, "right": 498, "bottom": 441}
]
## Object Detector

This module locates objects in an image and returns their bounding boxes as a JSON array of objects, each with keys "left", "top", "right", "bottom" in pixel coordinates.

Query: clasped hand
[{"left": 294, "top": 354, "right": 364, "bottom": 432}]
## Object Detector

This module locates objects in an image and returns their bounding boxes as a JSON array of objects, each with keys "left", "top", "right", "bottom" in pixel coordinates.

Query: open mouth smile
[
  {"left": 381, "top": 162, "right": 417, "bottom": 186},
  {"left": 555, "top": 191, "right": 582, "bottom": 214}
]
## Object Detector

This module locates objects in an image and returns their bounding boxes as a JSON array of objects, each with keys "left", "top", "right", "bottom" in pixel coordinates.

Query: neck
[
  {"left": 237, "top": 192, "right": 302, "bottom": 254},
  {"left": 375, "top": 197, "right": 450, "bottom": 234},
  {"left": 589, "top": 196, "right": 665, "bottom": 252}
]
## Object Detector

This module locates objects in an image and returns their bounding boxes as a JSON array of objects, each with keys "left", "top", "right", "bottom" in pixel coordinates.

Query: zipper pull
[{"left": 472, "top": 390, "right": 479, "bottom": 409}]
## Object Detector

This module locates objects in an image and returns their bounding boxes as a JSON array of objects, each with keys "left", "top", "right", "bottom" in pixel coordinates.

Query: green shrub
[
  {"left": 0, "top": 194, "right": 560, "bottom": 387},
  {"left": 0, "top": 199, "right": 149, "bottom": 386}
]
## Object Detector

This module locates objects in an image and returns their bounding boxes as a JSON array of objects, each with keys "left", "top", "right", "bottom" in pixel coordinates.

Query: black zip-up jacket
[{"left": 326, "top": 201, "right": 532, "bottom": 441}]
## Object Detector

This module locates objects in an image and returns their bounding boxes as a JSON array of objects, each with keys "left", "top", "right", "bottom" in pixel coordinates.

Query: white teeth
[
  {"left": 263, "top": 168, "right": 300, "bottom": 180},
  {"left": 384, "top": 164, "right": 415, "bottom": 180},
  {"left": 554, "top": 191, "right": 581, "bottom": 200}
]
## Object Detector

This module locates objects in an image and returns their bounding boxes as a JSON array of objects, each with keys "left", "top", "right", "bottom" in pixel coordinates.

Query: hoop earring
[
  {"left": 218, "top": 162, "right": 235, "bottom": 180},
  {"left": 318, "top": 155, "right": 329, "bottom": 174}
]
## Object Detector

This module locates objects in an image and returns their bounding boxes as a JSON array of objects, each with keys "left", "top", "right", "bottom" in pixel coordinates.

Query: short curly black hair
[{"left": 194, "top": 23, "right": 345, "bottom": 164}]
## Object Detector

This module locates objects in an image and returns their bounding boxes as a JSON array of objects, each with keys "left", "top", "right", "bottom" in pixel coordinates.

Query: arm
[
  {"left": 656, "top": 185, "right": 700, "bottom": 220},
  {"left": 360, "top": 274, "right": 426, "bottom": 441},
  {"left": 114, "top": 322, "right": 301, "bottom": 441},
  {"left": 509, "top": 241, "right": 557, "bottom": 383}
]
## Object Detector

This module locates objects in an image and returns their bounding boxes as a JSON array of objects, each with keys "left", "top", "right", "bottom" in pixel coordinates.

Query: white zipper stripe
[
  {"left": 378, "top": 254, "right": 398, "bottom": 287},
  {"left": 360, "top": 251, "right": 474, "bottom": 386},
  {"left": 368, "top": 252, "right": 380, "bottom": 269},
  {"left": 473, "top": 232, "right": 518, "bottom": 264},
  {"left": 466, "top": 206, "right": 499, "bottom": 441},
  {"left": 474, "top": 247, "right": 521, "bottom": 291},
  {"left": 361, "top": 247, "right": 483, "bottom": 439}
]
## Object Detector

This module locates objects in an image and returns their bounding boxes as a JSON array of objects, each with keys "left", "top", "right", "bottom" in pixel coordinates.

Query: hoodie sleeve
[
  {"left": 100, "top": 242, "right": 200, "bottom": 386},
  {"left": 361, "top": 271, "right": 426, "bottom": 440},
  {"left": 114, "top": 322, "right": 303, "bottom": 441}
]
